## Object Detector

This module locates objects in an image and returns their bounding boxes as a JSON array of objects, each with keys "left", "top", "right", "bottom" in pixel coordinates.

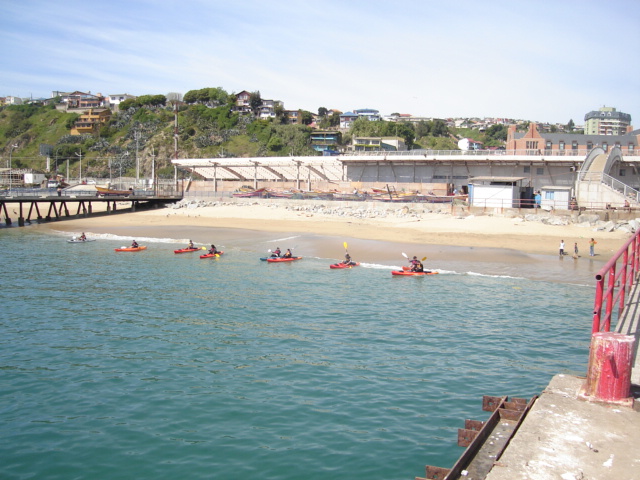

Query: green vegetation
[{"left": 0, "top": 87, "right": 509, "bottom": 179}]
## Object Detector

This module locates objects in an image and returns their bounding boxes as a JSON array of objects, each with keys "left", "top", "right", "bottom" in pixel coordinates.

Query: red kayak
[
  {"left": 330, "top": 262, "right": 360, "bottom": 269},
  {"left": 174, "top": 247, "right": 200, "bottom": 254},
  {"left": 115, "top": 246, "right": 147, "bottom": 252},
  {"left": 266, "top": 256, "right": 302, "bottom": 263},
  {"left": 392, "top": 269, "right": 438, "bottom": 276},
  {"left": 200, "top": 251, "right": 224, "bottom": 259}
]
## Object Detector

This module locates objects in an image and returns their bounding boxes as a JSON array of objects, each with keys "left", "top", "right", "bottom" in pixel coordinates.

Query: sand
[{"left": 45, "top": 199, "right": 630, "bottom": 258}]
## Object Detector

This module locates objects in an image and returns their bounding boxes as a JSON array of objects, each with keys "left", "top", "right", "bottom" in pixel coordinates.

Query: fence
[{"left": 592, "top": 229, "right": 640, "bottom": 333}]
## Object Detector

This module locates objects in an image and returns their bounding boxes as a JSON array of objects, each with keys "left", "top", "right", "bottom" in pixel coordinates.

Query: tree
[
  {"left": 566, "top": 119, "right": 575, "bottom": 132},
  {"left": 318, "top": 107, "right": 328, "bottom": 117},
  {"left": 300, "top": 110, "right": 313, "bottom": 126},
  {"left": 249, "top": 91, "right": 262, "bottom": 116}
]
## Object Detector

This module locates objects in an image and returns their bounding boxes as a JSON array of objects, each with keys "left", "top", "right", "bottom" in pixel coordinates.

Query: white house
[
  {"left": 540, "top": 186, "right": 572, "bottom": 210},
  {"left": 107, "top": 93, "right": 137, "bottom": 110}
]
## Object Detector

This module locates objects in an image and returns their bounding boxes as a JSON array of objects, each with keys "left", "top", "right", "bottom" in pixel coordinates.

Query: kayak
[
  {"left": 200, "top": 251, "right": 224, "bottom": 259},
  {"left": 174, "top": 247, "right": 200, "bottom": 254},
  {"left": 392, "top": 270, "right": 438, "bottom": 276},
  {"left": 266, "top": 256, "right": 302, "bottom": 263},
  {"left": 115, "top": 246, "right": 147, "bottom": 252},
  {"left": 67, "top": 239, "right": 95, "bottom": 243},
  {"left": 260, "top": 255, "right": 282, "bottom": 261},
  {"left": 330, "top": 262, "right": 360, "bottom": 269}
]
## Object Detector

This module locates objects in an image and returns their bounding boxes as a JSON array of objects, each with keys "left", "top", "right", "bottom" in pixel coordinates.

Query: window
[
  {"left": 629, "top": 144, "right": 635, "bottom": 154},
  {"left": 587, "top": 142, "right": 593, "bottom": 150},
  {"left": 536, "top": 167, "right": 544, "bottom": 175},
  {"left": 620, "top": 169, "right": 626, "bottom": 176},
  {"left": 524, "top": 166, "right": 531, "bottom": 173},
  {"left": 603, "top": 142, "right": 608, "bottom": 152}
]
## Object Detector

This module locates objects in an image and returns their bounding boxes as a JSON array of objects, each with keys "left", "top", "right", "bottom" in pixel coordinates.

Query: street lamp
[
  {"left": 8, "top": 144, "right": 18, "bottom": 194},
  {"left": 119, "top": 152, "right": 129, "bottom": 188}
]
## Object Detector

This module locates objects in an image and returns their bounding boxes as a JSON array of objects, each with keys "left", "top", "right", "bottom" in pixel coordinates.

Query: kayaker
[
  {"left": 344, "top": 253, "right": 355, "bottom": 265},
  {"left": 283, "top": 248, "right": 293, "bottom": 258},
  {"left": 409, "top": 256, "right": 420, "bottom": 269},
  {"left": 271, "top": 247, "right": 281, "bottom": 257},
  {"left": 411, "top": 260, "right": 424, "bottom": 273},
  {"left": 209, "top": 244, "right": 219, "bottom": 254},
  {"left": 79, "top": 233, "right": 87, "bottom": 241},
  {"left": 188, "top": 240, "right": 195, "bottom": 249},
  {"left": 131, "top": 240, "right": 139, "bottom": 248}
]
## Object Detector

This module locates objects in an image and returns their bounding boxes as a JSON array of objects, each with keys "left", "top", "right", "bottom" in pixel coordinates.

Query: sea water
[{"left": 0, "top": 228, "right": 595, "bottom": 480}]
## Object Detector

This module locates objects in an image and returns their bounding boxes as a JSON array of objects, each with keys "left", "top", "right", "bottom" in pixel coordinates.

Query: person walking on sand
[
  {"left": 559, "top": 240, "right": 565, "bottom": 256},
  {"left": 574, "top": 242, "right": 579, "bottom": 257},
  {"left": 589, "top": 238, "right": 597, "bottom": 256}
]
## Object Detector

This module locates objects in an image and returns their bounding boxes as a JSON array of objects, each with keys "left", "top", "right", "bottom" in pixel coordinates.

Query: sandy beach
[{"left": 43, "top": 198, "right": 631, "bottom": 263}]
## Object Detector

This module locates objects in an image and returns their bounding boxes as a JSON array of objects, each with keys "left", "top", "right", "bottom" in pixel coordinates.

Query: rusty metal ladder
[{"left": 416, "top": 395, "right": 537, "bottom": 480}]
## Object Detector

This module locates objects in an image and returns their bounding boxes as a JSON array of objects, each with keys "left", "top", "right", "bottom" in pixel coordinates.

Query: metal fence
[{"left": 592, "top": 229, "right": 640, "bottom": 333}]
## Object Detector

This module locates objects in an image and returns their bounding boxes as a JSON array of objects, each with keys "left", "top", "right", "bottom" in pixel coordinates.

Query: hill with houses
[{"left": 0, "top": 87, "right": 577, "bottom": 181}]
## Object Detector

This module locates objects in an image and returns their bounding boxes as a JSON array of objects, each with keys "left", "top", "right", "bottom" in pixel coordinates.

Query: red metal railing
[{"left": 592, "top": 230, "right": 640, "bottom": 333}]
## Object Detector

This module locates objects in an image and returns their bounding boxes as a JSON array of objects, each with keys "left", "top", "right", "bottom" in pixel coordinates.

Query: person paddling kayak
[
  {"left": 282, "top": 248, "right": 293, "bottom": 258},
  {"left": 208, "top": 244, "right": 219, "bottom": 255},
  {"left": 271, "top": 247, "right": 281, "bottom": 257}
]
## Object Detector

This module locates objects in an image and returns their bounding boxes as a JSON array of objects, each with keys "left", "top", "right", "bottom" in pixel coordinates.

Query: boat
[
  {"left": 174, "top": 247, "right": 201, "bottom": 254},
  {"left": 392, "top": 269, "right": 438, "bottom": 276},
  {"left": 200, "top": 251, "right": 224, "bottom": 259},
  {"left": 421, "top": 193, "right": 469, "bottom": 204},
  {"left": 95, "top": 186, "right": 133, "bottom": 197},
  {"left": 67, "top": 238, "right": 95, "bottom": 243},
  {"left": 114, "top": 246, "right": 147, "bottom": 252},
  {"left": 329, "top": 262, "right": 360, "bottom": 269},
  {"left": 232, "top": 187, "right": 268, "bottom": 198},
  {"left": 266, "top": 256, "right": 302, "bottom": 263}
]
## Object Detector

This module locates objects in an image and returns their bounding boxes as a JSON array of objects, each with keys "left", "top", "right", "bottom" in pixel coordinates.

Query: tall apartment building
[{"left": 584, "top": 106, "right": 632, "bottom": 135}]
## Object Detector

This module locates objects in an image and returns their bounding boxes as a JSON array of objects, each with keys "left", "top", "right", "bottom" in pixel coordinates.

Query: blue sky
[{"left": 2, "top": 0, "right": 639, "bottom": 126}]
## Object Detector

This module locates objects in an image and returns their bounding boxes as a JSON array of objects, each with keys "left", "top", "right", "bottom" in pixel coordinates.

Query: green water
[{"left": 0, "top": 228, "right": 594, "bottom": 479}]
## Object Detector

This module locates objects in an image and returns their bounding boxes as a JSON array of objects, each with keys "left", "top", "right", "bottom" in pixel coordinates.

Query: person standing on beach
[
  {"left": 574, "top": 242, "right": 579, "bottom": 257},
  {"left": 589, "top": 238, "right": 597, "bottom": 256},
  {"left": 559, "top": 240, "right": 565, "bottom": 256}
]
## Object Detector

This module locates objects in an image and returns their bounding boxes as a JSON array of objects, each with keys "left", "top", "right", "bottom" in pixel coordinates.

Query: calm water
[{"left": 1, "top": 227, "right": 595, "bottom": 480}]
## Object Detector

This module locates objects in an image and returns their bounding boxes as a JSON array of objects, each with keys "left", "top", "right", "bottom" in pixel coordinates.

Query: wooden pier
[{"left": 0, "top": 194, "right": 182, "bottom": 226}]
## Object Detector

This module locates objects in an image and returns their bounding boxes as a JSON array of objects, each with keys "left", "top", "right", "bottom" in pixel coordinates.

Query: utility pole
[
  {"left": 8, "top": 144, "right": 18, "bottom": 194},
  {"left": 75, "top": 150, "right": 82, "bottom": 184},
  {"left": 135, "top": 130, "right": 140, "bottom": 184},
  {"left": 151, "top": 147, "right": 156, "bottom": 195}
]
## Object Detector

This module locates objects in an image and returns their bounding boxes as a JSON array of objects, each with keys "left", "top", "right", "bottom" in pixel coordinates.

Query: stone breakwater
[{"left": 169, "top": 199, "right": 640, "bottom": 234}]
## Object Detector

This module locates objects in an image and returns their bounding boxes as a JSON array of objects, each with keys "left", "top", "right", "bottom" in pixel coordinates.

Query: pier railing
[{"left": 592, "top": 229, "right": 640, "bottom": 333}]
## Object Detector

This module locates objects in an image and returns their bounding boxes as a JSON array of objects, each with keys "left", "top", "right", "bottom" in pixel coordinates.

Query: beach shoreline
[{"left": 39, "top": 199, "right": 630, "bottom": 258}]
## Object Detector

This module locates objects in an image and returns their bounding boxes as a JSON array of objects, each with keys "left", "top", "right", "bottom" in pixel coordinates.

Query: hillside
[{"left": 0, "top": 97, "right": 502, "bottom": 181}]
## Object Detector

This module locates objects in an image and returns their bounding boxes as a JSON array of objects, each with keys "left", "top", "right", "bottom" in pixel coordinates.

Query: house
[
  {"left": 70, "top": 108, "right": 112, "bottom": 135},
  {"left": 353, "top": 108, "right": 381, "bottom": 121},
  {"left": 234, "top": 90, "right": 252, "bottom": 113},
  {"left": 540, "top": 186, "right": 572, "bottom": 210},
  {"left": 339, "top": 112, "right": 358, "bottom": 129},
  {"left": 351, "top": 136, "right": 406, "bottom": 152},
  {"left": 506, "top": 122, "right": 640, "bottom": 156},
  {"left": 107, "top": 93, "right": 137, "bottom": 111},
  {"left": 310, "top": 131, "right": 341, "bottom": 154},
  {"left": 259, "top": 99, "right": 283, "bottom": 120},
  {"left": 457, "top": 138, "right": 484, "bottom": 151}
]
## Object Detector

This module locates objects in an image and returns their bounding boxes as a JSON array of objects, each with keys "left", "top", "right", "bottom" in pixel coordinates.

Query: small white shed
[
  {"left": 468, "top": 176, "right": 529, "bottom": 208},
  {"left": 540, "top": 186, "right": 572, "bottom": 210}
]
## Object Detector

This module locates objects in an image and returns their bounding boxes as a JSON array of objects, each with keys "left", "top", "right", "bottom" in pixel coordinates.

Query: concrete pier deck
[
  {"left": 484, "top": 374, "right": 640, "bottom": 480},
  {"left": 485, "top": 281, "right": 640, "bottom": 480}
]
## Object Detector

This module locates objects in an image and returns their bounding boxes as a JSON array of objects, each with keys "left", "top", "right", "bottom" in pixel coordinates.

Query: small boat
[
  {"left": 96, "top": 186, "right": 133, "bottom": 197},
  {"left": 329, "top": 262, "right": 360, "bottom": 269},
  {"left": 421, "top": 193, "right": 469, "bottom": 204},
  {"left": 115, "top": 246, "right": 147, "bottom": 252},
  {"left": 174, "top": 247, "right": 200, "bottom": 254},
  {"left": 266, "top": 256, "right": 302, "bottom": 263},
  {"left": 67, "top": 238, "right": 95, "bottom": 243},
  {"left": 232, "top": 187, "right": 268, "bottom": 198},
  {"left": 200, "top": 251, "right": 224, "bottom": 259},
  {"left": 392, "top": 269, "right": 438, "bottom": 276}
]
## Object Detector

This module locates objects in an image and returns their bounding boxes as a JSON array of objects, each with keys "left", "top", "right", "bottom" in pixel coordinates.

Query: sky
[{"left": 2, "top": 0, "right": 639, "bottom": 126}]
